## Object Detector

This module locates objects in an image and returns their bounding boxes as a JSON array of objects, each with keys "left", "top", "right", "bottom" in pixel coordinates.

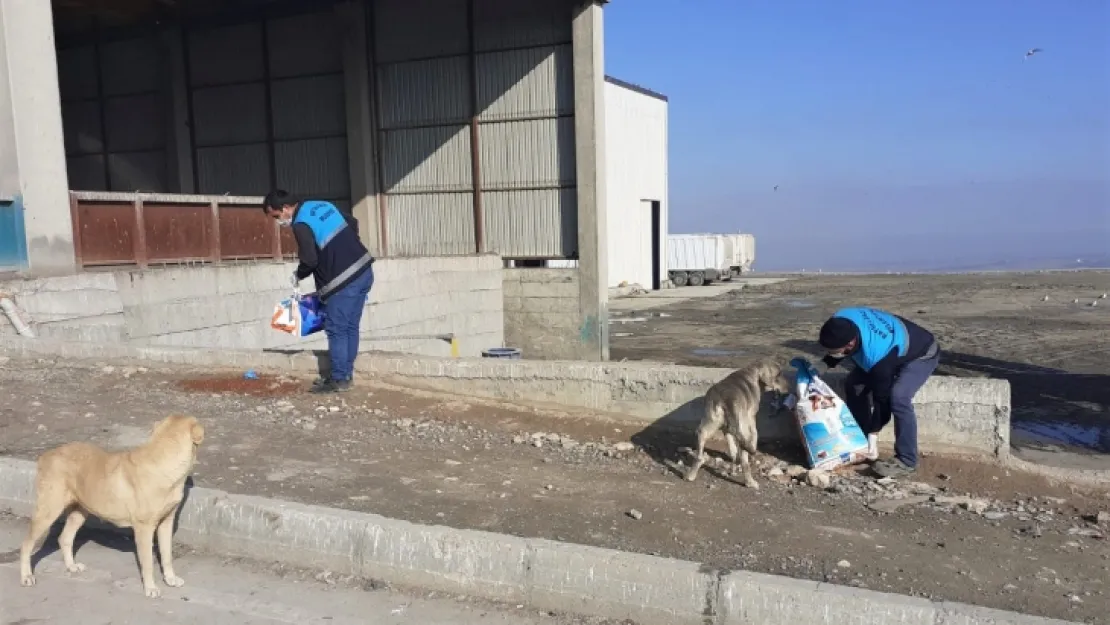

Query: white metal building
[
  {"left": 548, "top": 76, "right": 668, "bottom": 291},
  {"left": 603, "top": 77, "right": 667, "bottom": 290}
]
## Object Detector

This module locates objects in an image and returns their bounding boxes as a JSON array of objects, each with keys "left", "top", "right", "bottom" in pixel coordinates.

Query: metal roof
[{"left": 604, "top": 76, "right": 668, "bottom": 102}]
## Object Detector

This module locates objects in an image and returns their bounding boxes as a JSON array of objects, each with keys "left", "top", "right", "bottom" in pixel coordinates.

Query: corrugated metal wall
[
  {"left": 372, "top": 0, "right": 576, "bottom": 257},
  {"left": 186, "top": 11, "right": 350, "bottom": 209},
  {"left": 56, "top": 7, "right": 350, "bottom": 211},
  {"left": 54, "top": 0, "right": 581, "bottom": 257},
  {"left": 57, "top": 37, "right": 169, "bottom": 192}
]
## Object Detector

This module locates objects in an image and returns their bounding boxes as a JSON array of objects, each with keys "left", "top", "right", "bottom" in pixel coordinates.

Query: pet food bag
[
  {"left": 270, "top": 293, "right": 326, "bottom": 337},
  {"left": 786, "top": 357, "right": 869, "bottom": 471}
]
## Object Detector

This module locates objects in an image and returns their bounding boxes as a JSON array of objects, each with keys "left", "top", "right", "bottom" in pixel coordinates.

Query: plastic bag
[
  {"left": 271, "top": 292, "right": 326, "bottom": 337},
  {"left": 787, "top": 357, "right": 869, "bottom": 471}
]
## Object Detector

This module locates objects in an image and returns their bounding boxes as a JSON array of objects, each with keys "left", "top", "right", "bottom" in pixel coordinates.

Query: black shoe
[
  {"left": 310, "top": 378, "right": 352, "bottom": 394},
  {"left": 872, "top": 458, "right": 916, "bottom": 479}
]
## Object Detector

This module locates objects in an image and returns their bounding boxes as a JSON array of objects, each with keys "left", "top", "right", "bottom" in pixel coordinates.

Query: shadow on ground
[
  {"left": 629, "top": 396, "right": 809, "bottom": 482},
  {"left": 0, "top": 477, "right": 196, "bottom": 575}
]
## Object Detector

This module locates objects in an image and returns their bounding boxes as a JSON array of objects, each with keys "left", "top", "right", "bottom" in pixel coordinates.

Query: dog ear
[
  {"left": 190, "top": 420, "right": 206, "bottom": 445},
  {"left": 761, "top": 359, "right": 781, "bottom": 381}
]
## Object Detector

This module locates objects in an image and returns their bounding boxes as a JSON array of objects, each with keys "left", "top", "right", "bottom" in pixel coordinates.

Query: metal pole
[
  {"left": 366, "top": 0, "right": 390, "bottom": 256},
  {"left": 467, "top": 0, "right": 484, "bottom": 254}
]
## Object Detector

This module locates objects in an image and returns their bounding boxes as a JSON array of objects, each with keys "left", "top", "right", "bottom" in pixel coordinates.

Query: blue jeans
[
  {"left": 322, "top": 266, "right": 374, "bottom": 381},
  {"left": 843, "top": 350, "right": 940, "bottom": 467}
]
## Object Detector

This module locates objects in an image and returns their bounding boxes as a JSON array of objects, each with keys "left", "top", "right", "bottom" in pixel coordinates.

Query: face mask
[{"left": 276, "top": 218, "right": 292, "bottom": 227}]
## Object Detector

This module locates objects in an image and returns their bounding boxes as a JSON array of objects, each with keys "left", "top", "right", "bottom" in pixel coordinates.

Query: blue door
[{"left": 0, "top": 196, "right": 27, "bottom": 270}]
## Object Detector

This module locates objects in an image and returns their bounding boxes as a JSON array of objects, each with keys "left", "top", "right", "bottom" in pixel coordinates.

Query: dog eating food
[{"left": 685, "top": 359, "right": 791, "bottom": 489}]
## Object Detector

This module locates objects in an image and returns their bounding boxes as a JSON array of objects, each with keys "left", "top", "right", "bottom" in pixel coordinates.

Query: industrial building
[
  {"left": 603, "top": 77, "right": 668, "bottom": 291},
  {"left": 548, "top": 77, "right": 669, "bottom": 291},
  {"left": 0, "top": 0, "right": 667, "bottom": 362}
]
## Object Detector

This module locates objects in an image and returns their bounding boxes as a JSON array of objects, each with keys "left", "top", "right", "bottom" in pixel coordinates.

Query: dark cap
[{"left": 819, "top": 317, "right": 858, "bottom": 350}]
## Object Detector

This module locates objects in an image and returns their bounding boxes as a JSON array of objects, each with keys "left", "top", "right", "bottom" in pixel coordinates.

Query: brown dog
[
  {"left": 19, "top": 415, "right": 205, "bottom": 598},
  {"left": 685, "top": 359, "right": 791, "bottom": 489}
]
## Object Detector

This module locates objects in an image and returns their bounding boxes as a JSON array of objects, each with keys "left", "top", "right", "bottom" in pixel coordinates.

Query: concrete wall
[
  {"left": 353, "top": 356, "right": 1013, "bottom": 460},
  {"left": 0, "top": 335, "right": 1014, "bottom": 461},
  {"left": 0, "top": 256, "right": 504, "bottom": 358},
  {"left": 604, "top": 79, "right": 668, "bottom": 290},
  {"left": 503, "top": 268, "right": 584, "bottom": 360}
]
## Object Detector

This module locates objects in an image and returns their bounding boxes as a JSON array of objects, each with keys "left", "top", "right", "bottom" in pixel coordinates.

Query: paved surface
[
  {"left": 0, "top": 515, "right": 614, "bottom": 625},
  {"left": 0, "top": 359, "right": 1107, "bottom": 623},
  {"left": 609, "top": 278, "right": 788, "bottom": 312}
]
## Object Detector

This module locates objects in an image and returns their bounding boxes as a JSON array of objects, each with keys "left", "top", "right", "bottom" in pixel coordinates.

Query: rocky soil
[{"left": 0, "top": 358, "right": 1107, "bottom": 622}]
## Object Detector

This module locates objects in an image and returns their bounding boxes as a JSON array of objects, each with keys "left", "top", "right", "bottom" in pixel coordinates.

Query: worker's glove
[{"left": 289, "top": 272, "right": 301, "bottom": 291}]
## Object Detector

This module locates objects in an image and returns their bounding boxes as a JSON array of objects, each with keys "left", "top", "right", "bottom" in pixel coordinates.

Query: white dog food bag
[{"left": 786, "top": 357, "right": 870, "bottom": 471}]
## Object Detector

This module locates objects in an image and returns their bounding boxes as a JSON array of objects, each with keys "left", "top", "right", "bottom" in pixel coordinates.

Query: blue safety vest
[
  {"left": 293, "top": 201, "right": 348, "bottom": 250},
  {"left": 832, "top": 307, "right": 909, "bottom": 371}
]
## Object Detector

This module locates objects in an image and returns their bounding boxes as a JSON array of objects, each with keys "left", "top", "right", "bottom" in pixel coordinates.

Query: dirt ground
[
  {"left": 0, "top": 351, "right": 1108, "bottom": 623},
  {"left": 612, "top": 271, "right": 1110, "bottom": 471}
]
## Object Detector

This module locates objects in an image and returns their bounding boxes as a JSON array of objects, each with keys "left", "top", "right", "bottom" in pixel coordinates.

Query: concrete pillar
[
  {"left": 162, "top": 28, "right": 195, "bottom": 194},
  {"left": 0, "top": 0, "right": 75, "bottom": 275},
  {"left": 337, "top": 0, "right": 382, "bottom": 255},
  {"left": 571, "top": 1, "right": 609, "bottom": 361}
]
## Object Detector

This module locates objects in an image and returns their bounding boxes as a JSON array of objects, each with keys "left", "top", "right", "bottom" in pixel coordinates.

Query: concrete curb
[{"left": 0, "top": 458, "right": 1077, "bottom": 625}]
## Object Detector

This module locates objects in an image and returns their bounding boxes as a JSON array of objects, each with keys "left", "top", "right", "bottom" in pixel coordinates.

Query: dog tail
[{"left": 703, "top": 391, "right": 725, "bottom": 423}]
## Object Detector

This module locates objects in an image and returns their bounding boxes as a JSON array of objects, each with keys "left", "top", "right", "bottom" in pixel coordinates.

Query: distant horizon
[{"left": 605, "top": 1, "right": 1109, "bottom": 274}]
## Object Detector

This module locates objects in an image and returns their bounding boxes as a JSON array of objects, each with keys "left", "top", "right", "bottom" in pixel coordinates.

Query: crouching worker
[
  {"left": 263, "top": 190, "right": 375, "bottom": 394},
  {"left": 817, "top": 307, "right": 940, "bottom": 478}
]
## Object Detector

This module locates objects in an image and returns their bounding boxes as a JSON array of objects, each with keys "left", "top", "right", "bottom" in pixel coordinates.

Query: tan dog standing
[
  {"left": 685, "top": 359, "right": 791, "bottom": 489},
  {"left": 19, "top": 414, "right": 205, "bottom": 598}
]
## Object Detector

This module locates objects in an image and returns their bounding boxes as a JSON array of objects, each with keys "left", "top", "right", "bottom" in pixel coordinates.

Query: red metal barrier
[{"left": 70, "top": 191, "right": 297, "bottom": 269}]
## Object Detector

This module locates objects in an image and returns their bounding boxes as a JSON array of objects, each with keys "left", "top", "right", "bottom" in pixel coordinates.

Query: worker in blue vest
[
  {"left": 818, "top": 306, "right": 940, "bottom": 478},
  {"left": 264, "top": 190, "right": 375, "bottom": 394}
]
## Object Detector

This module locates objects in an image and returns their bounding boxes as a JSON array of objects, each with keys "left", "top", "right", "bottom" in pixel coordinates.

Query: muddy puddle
[
  {"left": 1011, "top": 419, "right": 1110, "bottom": 454},
  {"left": 690, "top": 348, "right": 747, "bottom": 357},
  {"left": 783, "top": 298, "right": 817, "bottom": 309}
]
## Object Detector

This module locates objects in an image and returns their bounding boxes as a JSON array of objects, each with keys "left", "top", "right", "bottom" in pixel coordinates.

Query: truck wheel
[
  {"left": 671, "top": 271, "right": 689, "bottom": 287},
  {"left": 689, "top": 272, "right": 705, "bottom": 287}
]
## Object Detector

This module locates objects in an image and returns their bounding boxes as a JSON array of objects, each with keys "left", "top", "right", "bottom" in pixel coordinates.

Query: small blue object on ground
[
  {"left": 482, "top": 347, "right": 522, "bottom": 359},
  {"left": 244, "top": 369, "right": 259, "bottom": 380}
]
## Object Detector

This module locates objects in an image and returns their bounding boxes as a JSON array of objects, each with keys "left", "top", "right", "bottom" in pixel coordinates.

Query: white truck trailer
[
  {"left": 666, "top": 234, "right": 733, "bottom": 287},
  {"left": 727, "top": 233, "right": 756, "bottom": 276}
]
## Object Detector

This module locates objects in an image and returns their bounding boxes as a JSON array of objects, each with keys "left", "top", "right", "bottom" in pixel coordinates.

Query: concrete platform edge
[
  {"left": 0, "top": 338, "right": 1014, "bottom": 462},
  {"left": 0, "top": 458, "right": 1078, "bottom": 625}
]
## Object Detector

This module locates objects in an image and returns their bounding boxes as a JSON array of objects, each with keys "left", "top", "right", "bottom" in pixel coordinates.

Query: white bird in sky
[{"left": 1024, "top": 47, "right": 1043, "bottom": 60}]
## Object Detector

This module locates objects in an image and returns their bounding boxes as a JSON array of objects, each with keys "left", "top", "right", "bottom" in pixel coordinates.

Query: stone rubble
[{"left": 97, "top": 368, "right": 1110, "bottom": 565}]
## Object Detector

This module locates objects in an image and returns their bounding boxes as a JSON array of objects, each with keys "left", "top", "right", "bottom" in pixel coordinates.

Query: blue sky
[{"left": 604, "top": 0, "right": 1109, "bottom": 271}]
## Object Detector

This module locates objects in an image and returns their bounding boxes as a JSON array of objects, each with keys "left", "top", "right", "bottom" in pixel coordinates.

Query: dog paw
[
  {"left": 144, "top": 586, "right": 162, "bottom": 599},
  {"left": 66, "top": 562, "right": 87, "bottom": 575},
  {"left": 164, "top": 575, "right": 185, "bottom": 588},
  {"left": 744, "top": 478, "right": 760, "bottom": 490},
  {"left": 20, "top": 574, "right": 36, "bottom": 587}
]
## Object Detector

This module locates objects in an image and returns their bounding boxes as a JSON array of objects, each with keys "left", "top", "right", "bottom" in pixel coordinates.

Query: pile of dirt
[{"left": 176, "top": 374, "right": 304, "bottom": 397}]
